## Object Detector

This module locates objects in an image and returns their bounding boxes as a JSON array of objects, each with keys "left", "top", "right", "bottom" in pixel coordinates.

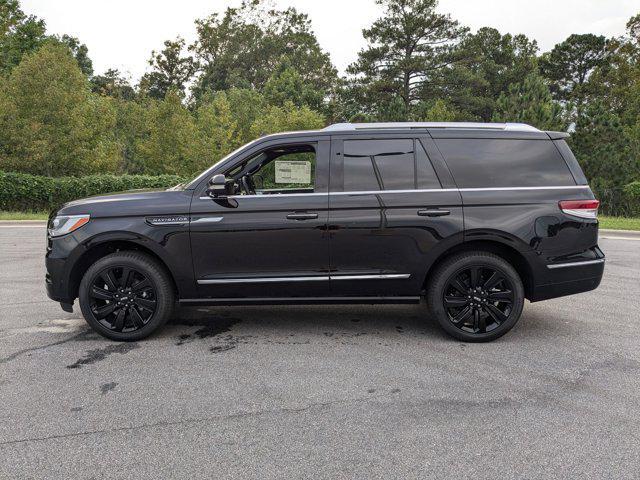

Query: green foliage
[
  {"left": 346, "top": 0, "right": 467, "bottom": 120},
  {"left": 138, "top": 37, "right": 195, "bottom": 100},
  {"left": 0, "top": 0, "right": 47, "bottom": 74},
  {"left": 0, "top": 42, "right": 120, "bottom": 176},
  {"left": 443, "top": 27, "right": 539, "bottom": 121},
  {"left": 0, "top": 171, "right": 187, "bottom": 212},
  {"left": 190, "top": 0, "right": 336, "bottom": 103},
  {"left": 250, "top": 101, "right": 325, "bottom": 137},
  {"left": 492, "top": 73, "right": 565, "bottom": 131}
]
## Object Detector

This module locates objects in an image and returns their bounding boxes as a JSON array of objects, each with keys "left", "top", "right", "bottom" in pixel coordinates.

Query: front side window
[
  {"left": 227, "top": 144, "right": 316, "bottom": 195},
  {"left": 342, "top": 139, "right": 441, "bottom": 191}
]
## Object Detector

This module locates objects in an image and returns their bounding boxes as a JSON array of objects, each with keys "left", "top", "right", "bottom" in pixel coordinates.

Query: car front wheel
[
  {"left": 78, "top": 251, "right": 174, "bottom": 341},
  {"left": 427, "top": 251, "right": 525, "bottom": 342}
]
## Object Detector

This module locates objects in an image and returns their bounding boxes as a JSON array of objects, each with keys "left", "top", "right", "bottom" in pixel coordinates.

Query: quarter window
[{"left": 435, "top": 139, "right": 576, "bottom": 188}]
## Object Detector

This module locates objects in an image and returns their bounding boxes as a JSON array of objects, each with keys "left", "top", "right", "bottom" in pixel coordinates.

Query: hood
[{"left": 57, "top": 188, "right": 193, "bottom": 218}]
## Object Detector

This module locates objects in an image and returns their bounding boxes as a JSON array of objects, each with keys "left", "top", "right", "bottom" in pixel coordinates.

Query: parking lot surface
[{"left": 1, "top": 225, "right": 639, "bottom": 479}]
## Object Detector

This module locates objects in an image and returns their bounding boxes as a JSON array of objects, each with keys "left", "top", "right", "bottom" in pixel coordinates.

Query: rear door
[{"left": 327, "top": 133, "right": 464, "bottom": 297}]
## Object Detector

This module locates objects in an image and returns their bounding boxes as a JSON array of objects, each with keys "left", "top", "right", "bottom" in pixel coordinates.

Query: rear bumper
[{"left": 529, "top": 254, "right": 605, "bottom": 302}]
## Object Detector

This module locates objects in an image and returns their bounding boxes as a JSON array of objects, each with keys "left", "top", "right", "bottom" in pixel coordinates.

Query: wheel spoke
[
  {"left": 474, "top": 310, "right": 486, "bottom": 333},
  {"left": 129, "top": 306, "right": 145, "bottom": 328},
  {"left": 113, "top": 308, "right": 126, "bottom": 331},
  {"left": 485, "top": 304, "right": 508, "bottom": 324},
  {"left": 451, "top": 306, "right": 473, "bottom": 325},
  {"left": 488, "top": 290, "right": 513, "bottom": 302},
  {"left": 90, "top": 286, "right": 113, "bottom": 301},
  {"left": 94, "top": 303, "right": 115, "bottom": 319},
  {"left": 483, "top": 271, "right": 503, "bottom": 290},
  {"left": 132, "top": 278, "right": 151, "bottom": 292},
  {"left": 101, "top": 270, "right": 118, "bottom": 291},
  {"left": 451, "top": 277, "right": 468, "bottom": 296},
  {"left": 134, "top": 297, "right": 156, "bottom": 311},
  {"left": 121, "top": 267, "right": 135, "bottom": 288},
  {"left": 469, "top": 267, "right": 480, "bottom": 289}
]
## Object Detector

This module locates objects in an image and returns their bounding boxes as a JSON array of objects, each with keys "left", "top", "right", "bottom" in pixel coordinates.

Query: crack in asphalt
[{"left": 0, "top": 391, "right": 400, "bottom": 447}]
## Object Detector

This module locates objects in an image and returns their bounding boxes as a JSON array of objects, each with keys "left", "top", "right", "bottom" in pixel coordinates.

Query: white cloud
[{"left": 20, "top": 0, "right": 638, "bottom": 82}]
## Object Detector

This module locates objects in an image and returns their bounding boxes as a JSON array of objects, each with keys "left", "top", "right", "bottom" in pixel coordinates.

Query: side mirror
[{"left": 207, "top": 174, "right": 232, "bottom": 198}]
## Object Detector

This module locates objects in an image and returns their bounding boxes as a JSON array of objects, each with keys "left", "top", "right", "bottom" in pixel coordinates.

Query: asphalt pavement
[{"left": 1, "top": 224, "right": 639, "bottom": 479}]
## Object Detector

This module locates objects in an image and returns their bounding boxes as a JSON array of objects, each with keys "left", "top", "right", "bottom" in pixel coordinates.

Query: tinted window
[
  {"left": 436, "top": 139, "right": 575, "bottom": 188},
  {"left": 416, "top": 139, "right": 441, "bottom": 189},
  {"left": 344, "top": 139, "right": 433, "bottom": 191}
]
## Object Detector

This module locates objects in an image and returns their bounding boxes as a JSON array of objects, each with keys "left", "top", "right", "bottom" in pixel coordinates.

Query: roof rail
[{"left": 322, "top": 122, "right": 540, "bottom": 133}]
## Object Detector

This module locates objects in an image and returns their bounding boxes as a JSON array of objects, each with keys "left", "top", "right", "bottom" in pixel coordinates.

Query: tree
[
  {"left": 442, "top": 27, "right": 539, "bottom": 121},
  {"left": 91, "top": 69, "right": 136, "bottom": 100},
  {"left": 249, "top": 101, "right": 325, "bottom": 138},
  {"left": 135, "top": 91, "right": 200, "bottom": 175},
  {"left": 492, "top": 73, "right": 564, "bottom": 131},
  {"left": 0, "top": 0, "right": 47, "bottom": 74},
  {"left": 193, "top": 92, "right": 239, "bottom": 167},
  {"left": 347, "top": 0, "right": 467, "bottom": 119},
  {"left": 0, "top": 43, "right": 119, "bottom": 176},
  {"left": 263, "top": 63, "right": 325, "bottom": 111},
  {"left": 190, "top": 0, "right": 336, "bottom": 102},
  {"left": 138, "top": 37, "right": 195, "bottom": 99},
  {"left": 539, "top": 34, "right": 608, "bottom": 119},
  {"left": 56, "top": 34, "right": 93, "bottom": 76}
]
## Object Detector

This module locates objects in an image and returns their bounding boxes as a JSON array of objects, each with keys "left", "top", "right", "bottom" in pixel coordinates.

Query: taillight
[{"left": 559, "top": 200, "right": 600, "bottom": 219}]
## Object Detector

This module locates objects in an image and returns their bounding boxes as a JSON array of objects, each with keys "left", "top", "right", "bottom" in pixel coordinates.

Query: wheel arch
[
  {"left": 69, "top": 238, "right": 180, "bottom": 301},
  {"left": 423, "top": 240, "right": 535, "bottom": 299}
]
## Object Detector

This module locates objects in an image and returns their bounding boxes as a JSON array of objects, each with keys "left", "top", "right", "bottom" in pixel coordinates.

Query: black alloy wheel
[
  {"left": 89, "top": 266, "right": 157, "bottom": 332},
  {"left": 79, "top": 251, "right": 174, "bottom": 341},
  {"left": 442, "top": 266, "right": 514, "bottom": 334},
  {"left": 427, "top": 251, "right": 524, "bottom": 342}
]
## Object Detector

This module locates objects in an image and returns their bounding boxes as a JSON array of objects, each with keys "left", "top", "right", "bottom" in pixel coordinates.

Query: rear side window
[
  {"left": 343, "top": 139, "right": 441, "bottom": 191},
  {"left": 435, "top": 139, "right": 575, "bottom": 188}
]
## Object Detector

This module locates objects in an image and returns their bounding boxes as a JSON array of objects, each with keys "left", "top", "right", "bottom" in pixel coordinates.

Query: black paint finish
[{"left": 45, "top": 127, "right": 604, "bottom": 309}]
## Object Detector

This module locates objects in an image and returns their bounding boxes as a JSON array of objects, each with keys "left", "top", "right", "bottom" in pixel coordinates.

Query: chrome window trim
[
  {"left": 547, "top": 259, "right": 605, "bottom": 270},
  {"left": 197, "top": 273, "right": 411, "bottom": 285},
  {"left": 198, "top": 185, "right": 589, "bottom": 200}
]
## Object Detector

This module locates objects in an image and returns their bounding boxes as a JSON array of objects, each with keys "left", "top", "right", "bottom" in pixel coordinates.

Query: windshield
[{"left": 186, "top": 140, "right": 258, "bottom": 189}]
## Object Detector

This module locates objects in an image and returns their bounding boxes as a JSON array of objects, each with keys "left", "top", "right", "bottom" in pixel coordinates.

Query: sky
[{"left": 20, "top": 0, "right": 640, "bottom": 82}]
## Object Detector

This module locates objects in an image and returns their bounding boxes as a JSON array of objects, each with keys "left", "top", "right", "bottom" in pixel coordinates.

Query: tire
[
  {"left": 426, "top": 251, "right": 524, "bottom": 342},
  {"left": 79, "top": 251, "right": 175, "bottom": 341}
]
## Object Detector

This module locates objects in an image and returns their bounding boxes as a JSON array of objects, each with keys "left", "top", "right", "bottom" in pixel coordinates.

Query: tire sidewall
[
  {"left": 428, "top": 254, "right": 524, "bottom": 342},
  {"left": 79, "top": 254, "right": 173, "bottom": 341}
]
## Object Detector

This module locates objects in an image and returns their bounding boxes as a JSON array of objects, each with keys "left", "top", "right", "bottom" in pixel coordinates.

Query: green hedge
[{"left": 0, "top": 171, "right": 188, "bottom": 212}]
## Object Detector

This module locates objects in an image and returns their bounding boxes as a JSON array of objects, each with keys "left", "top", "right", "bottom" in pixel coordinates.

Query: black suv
[{"left": 45, "top": 122, "right": 605, "bottom": 342}]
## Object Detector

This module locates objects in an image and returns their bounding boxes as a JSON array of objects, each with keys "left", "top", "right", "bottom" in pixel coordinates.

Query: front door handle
[
  {"left": 286, "top": 212, "right": 318, "bottom": 220},
  {"left": 417, "top": 209, "right": 450, "bottom": 217}
]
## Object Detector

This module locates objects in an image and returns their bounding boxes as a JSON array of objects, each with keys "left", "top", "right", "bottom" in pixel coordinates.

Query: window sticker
[{"left": 275, "top": 161, "right": 311, "bottom": 184}]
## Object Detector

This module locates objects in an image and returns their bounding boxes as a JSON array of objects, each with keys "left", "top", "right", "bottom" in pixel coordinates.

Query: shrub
[{"left": 0, "top": 171, "right": 187, "bottom": 212}]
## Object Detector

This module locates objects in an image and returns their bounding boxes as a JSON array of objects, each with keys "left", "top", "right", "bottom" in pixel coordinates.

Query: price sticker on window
[{"left": 275, "top": 161, "right": 311, "bottom": 184}]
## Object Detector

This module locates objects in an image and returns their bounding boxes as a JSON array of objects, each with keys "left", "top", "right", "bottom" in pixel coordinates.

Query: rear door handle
[
  {"left": 286, "top": 212, "right": 318, "bottom": 220},
  {"left": 417, "top": 209, "right": 450, "bottom": 217}
]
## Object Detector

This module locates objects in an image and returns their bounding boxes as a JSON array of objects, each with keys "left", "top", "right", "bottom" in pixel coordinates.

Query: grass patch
[
  {"left": 599, "top": 216, "right": 640, "bottom": 231},
  {"left": 0, "top": 211, "right": 48, "bottom": 220}
]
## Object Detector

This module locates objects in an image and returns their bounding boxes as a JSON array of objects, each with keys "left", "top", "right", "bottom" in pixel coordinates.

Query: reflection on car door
[
  {"left": 328, "top": 134, "right": 464, "bottom": 297},
  {"left": 190, "top": 137, "right": 331, "bottom": 299}
]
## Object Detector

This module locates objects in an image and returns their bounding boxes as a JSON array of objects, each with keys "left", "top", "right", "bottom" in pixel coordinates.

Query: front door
[
  {"left": 190, "top": 137, "right": 330, "bottom": 299},
  {"left": 328, "top": 134, "right": 464, "bottom": 297}
]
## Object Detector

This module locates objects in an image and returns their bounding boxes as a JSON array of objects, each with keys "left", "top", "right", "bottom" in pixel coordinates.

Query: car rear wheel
[
  {"left": 79, "top": 251, "right": 174, "bottom": 341},
  {"left": 427, "top": 252, "right": 524, "bottom": 342}
]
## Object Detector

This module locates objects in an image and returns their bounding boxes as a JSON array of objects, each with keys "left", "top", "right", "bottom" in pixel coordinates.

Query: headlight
[{"left": 48, "top": 214, "right": 91, "bottom": 238}]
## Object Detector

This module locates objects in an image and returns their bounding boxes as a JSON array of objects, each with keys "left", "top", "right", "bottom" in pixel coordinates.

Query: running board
[{"left": 178, "top": 296, "right": 421, "bottom": 306}]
